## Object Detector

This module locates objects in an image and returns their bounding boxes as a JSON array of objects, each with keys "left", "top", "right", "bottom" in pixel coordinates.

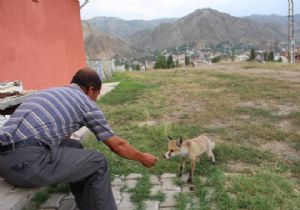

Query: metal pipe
[
  {"left": 80, "top": 0, "right": 89, "bottom": 9},
  {"left": 288, "top": 0, "right": 291, "bottom": 62},
  {"left": 291, "top": 0, "right": 295, "bottom": 64},
  {"left": 288, "top": 0, "right": 295, "bottom": 64}
]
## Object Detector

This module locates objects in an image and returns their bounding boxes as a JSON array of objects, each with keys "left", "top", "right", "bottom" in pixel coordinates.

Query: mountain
[
  {"left": 244, "top": 14, "right": 300, "bottom": 41},
  {"left": 244, "top": 14, "right": 300, "bottom": 27},
  {"left": 82, "top": 21, "right": 133, "bottom": 59},
  {"left": 82, "top": 9, "right": 300, "bottom": 59},
  {"left": 129, "top": 9, "right": 288, "bottom": 50},
  {"left": 87, "top": 17, "right": 178, "bottom": 39}
]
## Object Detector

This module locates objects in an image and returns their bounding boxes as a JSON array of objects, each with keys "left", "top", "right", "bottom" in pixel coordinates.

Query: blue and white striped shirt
[{"left": 0, "top": 84, "right": 114, "bottom": 146}]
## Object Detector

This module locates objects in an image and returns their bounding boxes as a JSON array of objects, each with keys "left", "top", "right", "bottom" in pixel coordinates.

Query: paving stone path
[{"left": 38, "top": 173, "right": 192, "bottom": 210}]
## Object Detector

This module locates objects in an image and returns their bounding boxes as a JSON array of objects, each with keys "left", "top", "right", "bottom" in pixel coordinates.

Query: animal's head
[{"left": 164, "top": 136, "right": 183, "bottom": 159}]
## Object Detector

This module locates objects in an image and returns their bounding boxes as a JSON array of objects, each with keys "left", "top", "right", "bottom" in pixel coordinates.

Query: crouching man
[{"left": 0, "top": 68, "right": 157, "bottom": 210}]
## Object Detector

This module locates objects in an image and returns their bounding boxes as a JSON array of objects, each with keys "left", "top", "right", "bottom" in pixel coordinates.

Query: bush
[{"left": 212, "top": 56, "right": 221, "bottom": 63}]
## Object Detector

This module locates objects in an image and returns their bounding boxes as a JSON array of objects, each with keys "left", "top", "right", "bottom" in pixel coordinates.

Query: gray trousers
[{"left": 0, "top": 139, "right": 117, "bottom": 210}]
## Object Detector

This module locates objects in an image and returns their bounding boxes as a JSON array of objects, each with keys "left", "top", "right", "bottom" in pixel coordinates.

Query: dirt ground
[
  {"left": 138, "top": 64, "right": 300, "bottom": 168},
  {"left": 212, "top": 65, "right": 300, "bottom": 168},
  {"left": 207, "top": 64, "right": 300, "bottom": 83}
]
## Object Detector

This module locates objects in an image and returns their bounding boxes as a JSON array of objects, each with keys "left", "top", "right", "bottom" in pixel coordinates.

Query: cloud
[{"left": 79, "top": 0, "right": 298, "bottom": 20}]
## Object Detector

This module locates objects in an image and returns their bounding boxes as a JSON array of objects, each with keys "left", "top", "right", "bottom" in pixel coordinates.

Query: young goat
[{"left": 164, "top": 135, "right": 216, "bottom": 184}]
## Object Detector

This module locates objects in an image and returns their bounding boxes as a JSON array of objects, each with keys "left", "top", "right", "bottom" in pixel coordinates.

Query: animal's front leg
[
  {"left": 187, "top": 159, "right": 196, "bottom": 183},
  {"left": 178, "top": 157, "right": 186, "bottom": 177},
  {"left": 208, "top": 150, "right": 216, "bottom": 163}
]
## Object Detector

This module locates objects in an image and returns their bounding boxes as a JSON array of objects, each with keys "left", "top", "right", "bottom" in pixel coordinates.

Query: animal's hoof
[
  {"left": 187, "top": 178, "right": 193, "bottom": 183},
  {"left": 189, "top": 186, "right": 195, "bottom": 191},
  {"left": 212, "top": 161, "right": 217, "bottom": 165},
  {"left": 177, "top": 173, "right": 182, "bottom": 177}
]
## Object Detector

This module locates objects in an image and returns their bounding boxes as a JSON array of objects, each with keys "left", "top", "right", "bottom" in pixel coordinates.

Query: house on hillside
[
  {"left": 296, "top": 47, "right": 300, "bottom": 63},
  {"left": 145, "top": 61, "right": 155, "bottom": 70},
  {"left": 256, "top": 50, "right": 265, "bottom": 63},
  {"left": 192, "top": 54, "right": 211, "bottom": 66},
  {"left": 172, "top": 54, "right": 185, "bottom": 66},
  {"left": 296, "top": 52, "right": 300, "bottom": 63},
  {"left": 87, "top": 59, "right": 116, "bottom": 80},
  {"left": 0, "top": 0, "right": 86, "bottom": 90},
  {"left": 235, "top": 54, "right": 249, "bottom": 62}
]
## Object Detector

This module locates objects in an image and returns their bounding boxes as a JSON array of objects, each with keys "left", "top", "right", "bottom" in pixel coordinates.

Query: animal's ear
[
  {"left": 167, "top": 136, "right": 173, "bottom": 140},
  {"left": 179, "top": 136, "right": 183, "bottom": 145},
  {"left": 176, "top": 136, "right": 183, "bottom": 147}
]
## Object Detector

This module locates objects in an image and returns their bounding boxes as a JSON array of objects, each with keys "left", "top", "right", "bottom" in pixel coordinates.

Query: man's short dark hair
[{"left": 71, "top": 68, "right": 102, "bottom": 91}]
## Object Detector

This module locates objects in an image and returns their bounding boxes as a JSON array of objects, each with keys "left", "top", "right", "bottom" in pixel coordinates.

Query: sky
[{"left": 79, "top": 0, "right": 300, "bottom": 20}]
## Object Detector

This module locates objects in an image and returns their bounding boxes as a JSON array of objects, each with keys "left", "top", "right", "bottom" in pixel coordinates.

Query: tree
[
  {"left": 185, "top": 55, "right": 190, "bottom": 66},
  {"left": 267, "top": 51, "right": 274, "bottom": 62},
  {"left": 231, "top": 49, "right": 235, "bottom": 61},
  {"left": 154, "top": 55, "right": 167, "bottom": 69},
  {"left": 212, "top": 56, "right": 221, "bottom": 63},
  {"left": 125, "top": 63, "right": 130, "bottom": 70},
  {"left": 249, "top": 48, "right": 256, "bottom": 61},
  {"left": 132, "top": 64, "right": 140, "bottom": 70},
  {"left": 166, "top": 55, "right": 175, "bottom": 69},
  {"left": 264, "top": 52, "right": 267, "bottom": 62}
]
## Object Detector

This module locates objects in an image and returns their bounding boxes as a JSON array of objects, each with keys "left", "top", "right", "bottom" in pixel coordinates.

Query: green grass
[
  {"left": 22, "top": 184, "right": 70, "bottom": 210},
  {"left": 230, "top": 171, "right": 300, "bottom": 210},
  {"left": 240, "top": 62, "right": 300, "bottom": 71},
  {"left": 192, "top": 167, "right": 236, "bottom": 210},
  {"left": 25, "top": 64, "right": 300, "bottom": 210},
  {"left": 215, "top": 143, "right": 273, "bottom": 165},
  {"left": 208, "top": 169, "right": 236, "bottom": 210},
  {"left": 128, "top": 173, "right": 165, "bottom": 210},
  {"left": 288, "top": 112, "right": 300, "bottom": 125},
  {"left": 22, "top": 190, "right": 49, "bottom": 210},
  {"left": 100, "top": 80, "right": 157, "bottom": 105},
  {"left": 175, "top": 193, "right": 194, "bottom": 210},
  {"left": 83, "top": 66, "right": 300, "bottom": 209}
]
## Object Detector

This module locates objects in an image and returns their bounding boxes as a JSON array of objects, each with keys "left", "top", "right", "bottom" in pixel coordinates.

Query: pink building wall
[{"left": 0, "top": 0, "right": 86, "bottom": 90}]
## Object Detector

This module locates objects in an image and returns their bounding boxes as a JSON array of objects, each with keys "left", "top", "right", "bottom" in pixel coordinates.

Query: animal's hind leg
[{"left": 178, "top": 157, "right": 185, "bottom": 177}]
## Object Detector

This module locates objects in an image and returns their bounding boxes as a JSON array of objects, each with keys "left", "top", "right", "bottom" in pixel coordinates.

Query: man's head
[{"left": 71, "top": 68, "right": 102, "bottom": 101}]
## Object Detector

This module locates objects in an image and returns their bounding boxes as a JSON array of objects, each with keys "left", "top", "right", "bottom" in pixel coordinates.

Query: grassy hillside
[{"left": 85, "top": 63, "right": 300, "bottom": 209}]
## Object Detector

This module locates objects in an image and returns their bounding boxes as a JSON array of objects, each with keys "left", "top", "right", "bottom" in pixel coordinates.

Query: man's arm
[{"left": 103, "top": 135, "right": 157, "bottom": 168}]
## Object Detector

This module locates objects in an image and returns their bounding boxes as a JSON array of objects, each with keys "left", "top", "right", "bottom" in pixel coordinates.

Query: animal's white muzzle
[{"left": 164, "top": 152, "right": 171, "bottom": 159}]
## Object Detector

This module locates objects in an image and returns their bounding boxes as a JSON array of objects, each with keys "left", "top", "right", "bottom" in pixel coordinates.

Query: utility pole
[{"left": 288, "top": 0, "right": 295, "bottom": 64}]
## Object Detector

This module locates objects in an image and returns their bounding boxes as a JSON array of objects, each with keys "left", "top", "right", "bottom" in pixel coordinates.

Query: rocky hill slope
[{"left": 82, "top": 9, "right": 300, "bottom": 58}]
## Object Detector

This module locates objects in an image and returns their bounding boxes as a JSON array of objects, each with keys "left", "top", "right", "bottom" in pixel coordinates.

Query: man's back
[{"left": 0, "top": 86, "right": 92, "bottom": 146}]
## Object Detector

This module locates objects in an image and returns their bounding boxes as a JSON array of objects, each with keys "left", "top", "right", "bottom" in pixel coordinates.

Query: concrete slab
[
  {"left": 150, "top": 175, "right": 161, "bottom": 185},
  {"left": 39, "top": 193, "right": 65, "bottom": 209},
  {"left": 57, "top": 199, "right": 76, "bottom": 210},
  {"left": 159, "top": 191, "right": 178, "bottom": 208},
  {"left": 0, "top": 187, "right": 42, "bottom": 210},
  {"left": 145, "top": 200, "right": 160, "bottom": 210}
]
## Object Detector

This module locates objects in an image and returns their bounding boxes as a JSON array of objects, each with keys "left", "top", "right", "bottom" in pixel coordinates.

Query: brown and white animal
[{"left": 164, "top": 135, "right": 216, "bottom": 183}]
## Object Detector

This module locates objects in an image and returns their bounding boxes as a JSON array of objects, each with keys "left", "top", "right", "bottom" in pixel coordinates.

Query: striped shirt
[{"left": 0, "top": 84, "right": 114, "bottom": 146}]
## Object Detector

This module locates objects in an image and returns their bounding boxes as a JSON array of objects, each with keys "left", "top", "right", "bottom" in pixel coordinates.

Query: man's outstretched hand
[
  {"left": 104, "top": 136, "right": 158, "bottom": 168},
  {"left": 140, "top": 153, "right": 157, "bottom": 168}
]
